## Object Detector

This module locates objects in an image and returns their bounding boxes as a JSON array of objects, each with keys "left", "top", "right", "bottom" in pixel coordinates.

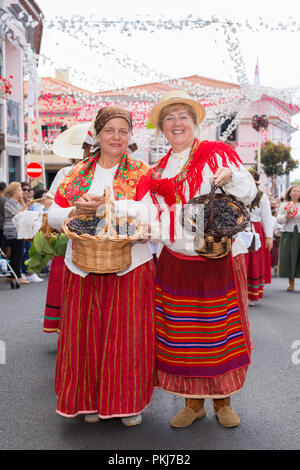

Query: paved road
[{"left": 0, "top": 273, "right": 299, "bottom": 451}]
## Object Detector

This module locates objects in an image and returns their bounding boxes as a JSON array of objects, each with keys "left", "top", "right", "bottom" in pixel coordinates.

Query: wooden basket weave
[
  {"left": 62, "top": 187, "right": 145, "bottom": 274},
  {"left": 181, "top": 183, "right": 250, "bottom": 259}
]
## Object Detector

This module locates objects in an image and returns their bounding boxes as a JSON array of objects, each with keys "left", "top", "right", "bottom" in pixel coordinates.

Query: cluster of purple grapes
[
  {"left": 67, "top": 216, "right": 137, "bottom": 237},
  {"left": 192, "top": 200, "right": 238, "bottom": 231},
  {"left": 67, "top": 215, "right": 103, "bottom": 236},
  {"left": 212, "top": 201, "right": 238, "bottom": 231}
]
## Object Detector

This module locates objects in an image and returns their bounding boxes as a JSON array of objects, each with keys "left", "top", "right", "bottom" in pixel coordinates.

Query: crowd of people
[
  {"left": 0, "top": 181, "right": 47, "bottom": 285},
  {"left": 0, "top": 91, "right": 299, "bottom": 431}
]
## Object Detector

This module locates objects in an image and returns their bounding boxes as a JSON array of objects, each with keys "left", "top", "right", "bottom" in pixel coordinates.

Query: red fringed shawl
[{"left": 135, "top": 139, "right": 242, "bottom": 242}]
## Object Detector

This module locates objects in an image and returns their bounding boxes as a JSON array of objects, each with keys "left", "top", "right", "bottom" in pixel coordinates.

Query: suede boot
[
  {"left": 213, "top": 397, "right": 240, "bottom": 428},
  {"left": 287, "top": 278, "right": 295, "bottom": 291},
  {"left": 170, "top": 398, "right": 206, "bottom": 428}
]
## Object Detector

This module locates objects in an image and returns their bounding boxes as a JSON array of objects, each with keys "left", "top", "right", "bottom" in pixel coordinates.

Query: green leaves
[
  {"left": 257, "top": 140, "right": 299, "bottom": 179},
  {"left": 25, "top": 232, "right": 68, "bottom": 274},
  {"left": 54, "top": 233, "right": 68, "bottom": 256}
]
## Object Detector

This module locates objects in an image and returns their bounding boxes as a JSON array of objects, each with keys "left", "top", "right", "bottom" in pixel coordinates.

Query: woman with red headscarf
[{"left": 48, "top": 107, "right": 155, "bottom": 426}]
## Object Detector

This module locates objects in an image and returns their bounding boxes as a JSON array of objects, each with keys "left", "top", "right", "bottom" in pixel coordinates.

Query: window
[
  {"left": 41, "top": 124, "right": 67, "bottom": 142},
  {"left": 8, "top": 155, "right": 20, "bottom": 182},
  {"left": 217, "top": 114, "right": 237, "bottom": 142},
  {"left": 7, "top": 100, "right": 20, "bottom": 141}
]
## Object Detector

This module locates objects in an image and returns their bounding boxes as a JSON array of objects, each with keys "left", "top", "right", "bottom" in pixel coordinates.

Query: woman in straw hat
[
  {"left": 48, "top": 106, "right": 155, "bottom": 426},
  {"left": 128, "top": 90, "right": 257, "bottom": 428}
]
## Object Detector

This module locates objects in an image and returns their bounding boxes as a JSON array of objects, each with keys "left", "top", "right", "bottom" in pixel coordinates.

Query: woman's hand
[
  {"left": 209, "top": 167, "right": 232, "bottom": 186},
  {"left": 74, "top": 193, "right": 106, "bottom": 216},
  {"left": 265, "top": 237, "right": 273, "bottom": 251}
]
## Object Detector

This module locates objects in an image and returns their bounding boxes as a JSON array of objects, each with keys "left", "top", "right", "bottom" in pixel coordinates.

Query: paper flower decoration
[
  {"left": 284, "top": 202, "right": 298, "bottom": 218},
  {"left": 252, "top": 114, "right": 269, "bottom": 132}
]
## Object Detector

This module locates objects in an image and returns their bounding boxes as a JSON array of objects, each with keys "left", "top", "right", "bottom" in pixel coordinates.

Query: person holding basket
[
  {"left": 125, "top": 90, "right": 257, "bottom": 428},
  {"left": 48, "top": 106, "right": 155, "bottom": 426}
]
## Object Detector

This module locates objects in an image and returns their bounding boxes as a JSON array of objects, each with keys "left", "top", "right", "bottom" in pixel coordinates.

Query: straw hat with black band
[{"left": 148, "top": 89, "right": 206, "bottom": 129}]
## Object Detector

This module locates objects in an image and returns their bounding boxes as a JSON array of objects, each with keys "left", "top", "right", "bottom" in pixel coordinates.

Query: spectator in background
[
  {"left": 21, "top": 182, "right": 32, "bottom": 207},
  {"left": 271, "top": 209, "right": 282, "bottom": 277},
  {"left": 277, "top": 185, "right": 300, "bottom": 291},
  {"left": 4, "top": 182, "right": 29, "bottom": 284},
  {"left": 32, "top": 186, "right": 47, "bottom": 212},
  {"left": 0, "top": 182, "right": 7, "bottom": 252},
  {"left": 20, "top": 182, "right": 44, "bottom": 283}
]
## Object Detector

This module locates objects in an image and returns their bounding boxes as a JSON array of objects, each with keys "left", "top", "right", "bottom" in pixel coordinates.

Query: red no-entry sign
[{"left": 26, "top": 162, "right": 43, "bottom": 179}]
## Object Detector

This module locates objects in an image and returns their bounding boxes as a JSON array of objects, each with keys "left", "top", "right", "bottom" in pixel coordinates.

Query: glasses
[{"left": 23, "top": 188, "right": 31, "bottom": 192}]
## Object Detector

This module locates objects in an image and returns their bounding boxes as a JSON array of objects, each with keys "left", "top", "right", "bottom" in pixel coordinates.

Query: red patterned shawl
[{"left": 54, "top": 149, "right": 149, "bottom": 207}]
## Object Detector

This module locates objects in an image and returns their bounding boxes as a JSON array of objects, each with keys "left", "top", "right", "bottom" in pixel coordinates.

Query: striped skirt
[
  {"left": 55, "top": 260, "right": 156, "bottom": 418},
  {"left": 43, "top": 256, "right": 65, "bottom": 333},
  {"left": 155, "top": 249, "right": 252, "bottom": 398},
  {"left": 244, "top": 222, "right": 271, "bottom": 301}
]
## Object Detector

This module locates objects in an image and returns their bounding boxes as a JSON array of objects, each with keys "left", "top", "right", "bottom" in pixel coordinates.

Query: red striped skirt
[
  {"left": 244, "top": 222, "right": 271, "bottom": 301},
  {"left": 55, "top": 260, "right": 156, "bottom": 418},
  {"left": 43, "top": 256, "right": 65, "bottom": 333},
  {"left": 156, "top": 252, "right": 252, "bottom": 398}
]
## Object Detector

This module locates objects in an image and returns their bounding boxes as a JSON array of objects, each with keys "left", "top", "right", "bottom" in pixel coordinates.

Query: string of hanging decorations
[{"left": 1, "top": 7, "right": 300, "bottom": 149}]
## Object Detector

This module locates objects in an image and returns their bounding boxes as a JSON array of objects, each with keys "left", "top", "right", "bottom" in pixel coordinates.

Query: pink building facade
[{"left": 0, "top": 0, "right": 43, "bottom": 182}]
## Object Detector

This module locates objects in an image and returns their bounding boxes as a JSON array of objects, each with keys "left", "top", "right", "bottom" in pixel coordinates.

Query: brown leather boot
[
  {"left": 170, "top": 398, "right": 206, "bottom": 428},
  {"left": 287, "top": 278, "right": 295, "bottom": 291},
  {"left": 213, "top": 397, "right": 240, "bottom": 428}
]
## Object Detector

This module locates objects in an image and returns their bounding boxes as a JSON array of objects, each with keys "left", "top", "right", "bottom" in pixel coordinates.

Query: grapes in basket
[
  {"left": 212, "top": 200, "right": 239, "bottom": 231},
  {"left": 191, "top": 199, "right": 239, "bottom": 232},
  {"left": 67, "top": 215, "right": 105, "bottom": 236},
  {"left": 67, "top": 215, "right": 138, "bottom": 237}
]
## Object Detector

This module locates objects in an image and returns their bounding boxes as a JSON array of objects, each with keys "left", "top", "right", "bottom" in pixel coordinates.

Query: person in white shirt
[
  {"left": 244, "top": 170, "right": 273, "bottom": 306},
  {"left": 277, "top": 184, "right": 300, "bottom": 291},
  {"left": 119, "top": 90, "right": 257, "bottom": 429},
  {"left": 42, "top": 165, "right": 73, "bottom": 333}
]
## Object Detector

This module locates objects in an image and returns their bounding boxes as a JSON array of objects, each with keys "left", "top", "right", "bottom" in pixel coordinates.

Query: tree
[{"left": 255, "top": 140, "right": 298, "bottom": 184}]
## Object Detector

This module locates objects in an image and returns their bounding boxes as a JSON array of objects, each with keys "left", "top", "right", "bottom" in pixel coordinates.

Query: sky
[{"left": 36, "top": 0, "right": 300, "bottom": 179}]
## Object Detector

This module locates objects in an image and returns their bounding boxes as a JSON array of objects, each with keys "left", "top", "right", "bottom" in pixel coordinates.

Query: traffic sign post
[{"left": 26, "top": 162, "right": 43, "bottom": 179}]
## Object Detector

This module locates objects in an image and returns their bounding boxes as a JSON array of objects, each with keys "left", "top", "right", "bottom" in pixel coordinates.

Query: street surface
[{"left": 0, "top": 273, "right": 299, "bottom": 451}]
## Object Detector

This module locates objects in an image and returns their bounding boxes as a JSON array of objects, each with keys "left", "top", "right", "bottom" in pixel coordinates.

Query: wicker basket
[
  {"left": 181, "top": 183, "right": 250, "bottom": 259},
  {"left": 62, "top": 187, "right": 145, "bottom": 273}
]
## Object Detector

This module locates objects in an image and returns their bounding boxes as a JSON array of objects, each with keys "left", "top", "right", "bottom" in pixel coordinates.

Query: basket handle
[
  {"left": 103, "top": 186, "right": 117, "bottom": 237},
  {"left": 207, "top": 181, "right": 226, "bottom": 234}
]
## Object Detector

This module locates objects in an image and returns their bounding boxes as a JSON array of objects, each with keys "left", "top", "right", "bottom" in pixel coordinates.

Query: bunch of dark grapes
[
  {"left": 67, "top": 215, "right": 102, "bottom": 236},
  {"left": 213, "top": 201, "right": 238, "bottom": 231},
  {"left": 191, "top": 200, "right": 238, "bottom": 232}
]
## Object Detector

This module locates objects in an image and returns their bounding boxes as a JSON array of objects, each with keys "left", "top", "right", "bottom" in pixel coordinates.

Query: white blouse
[
  {"left": 48, "top": 164, "right": 153, "bottom": 277},
  {"left": 116, "top": 147, "right": 257, "bottom": 257},
  {"left": 250, "top": 192, "right": 274, "bottom": 238}
]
